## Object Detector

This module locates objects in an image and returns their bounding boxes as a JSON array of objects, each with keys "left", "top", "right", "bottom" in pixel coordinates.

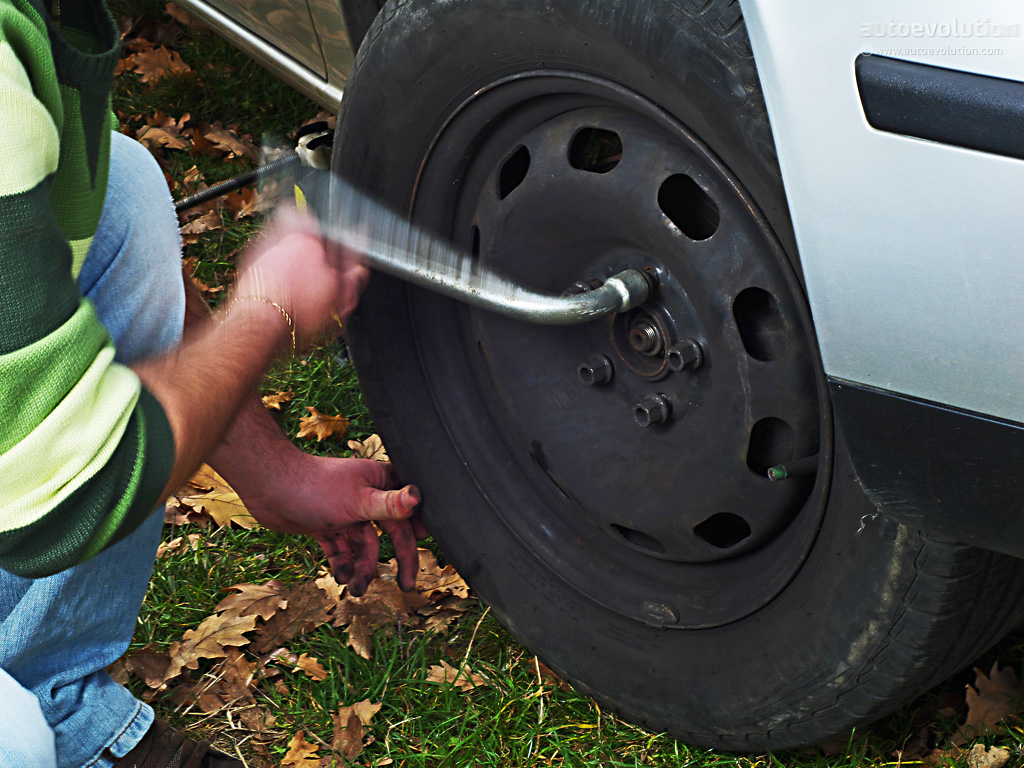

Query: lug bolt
[
  {"left": 628, "top": 321, "right": 664, "bottom": 356},
  {"left": 578, "top": 355, "right": 614, "bottom": 385},
  {"left": 667, "top": 339, "right": 703, "bottom": 372},
  {"left": 634, "top": 393, "right": 672, "bottom": 427}
]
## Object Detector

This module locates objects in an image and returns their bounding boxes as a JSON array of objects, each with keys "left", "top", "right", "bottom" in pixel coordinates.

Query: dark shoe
[{"left": 110, "top": 720, "right": 243, "bottom": 768}]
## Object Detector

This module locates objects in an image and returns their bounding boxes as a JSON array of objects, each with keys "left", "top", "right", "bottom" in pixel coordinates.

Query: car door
[{"left": 207, "top": 0, "right": 326, "bottom": 77}]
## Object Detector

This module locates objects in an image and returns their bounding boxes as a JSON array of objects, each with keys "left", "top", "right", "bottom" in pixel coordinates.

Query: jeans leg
[
  {"left": 0, "top": 132, "right": 185, "bottom": 768},
  {"left": 0, "top": 668, "right": 57, "bottom": 768}
]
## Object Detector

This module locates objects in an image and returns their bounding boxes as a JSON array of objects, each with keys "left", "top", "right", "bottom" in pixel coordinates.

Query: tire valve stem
[{"left": 767, "top": 454, "right": 820, "bottom": 482}]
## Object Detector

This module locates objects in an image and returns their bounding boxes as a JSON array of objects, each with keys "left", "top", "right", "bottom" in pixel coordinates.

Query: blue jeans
[{"left": 0, "top": 133, "right": 185, "bottom": 768}]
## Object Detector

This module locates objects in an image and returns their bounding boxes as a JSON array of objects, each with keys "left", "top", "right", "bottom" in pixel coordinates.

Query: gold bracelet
[{"left": 230, "top": 295, "right": 296, "bottom": 358}]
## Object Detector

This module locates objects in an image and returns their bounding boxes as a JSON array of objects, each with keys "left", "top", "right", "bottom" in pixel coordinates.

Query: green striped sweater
[{"left": 0, "top": 0, "right": 175, "bottom": 577}]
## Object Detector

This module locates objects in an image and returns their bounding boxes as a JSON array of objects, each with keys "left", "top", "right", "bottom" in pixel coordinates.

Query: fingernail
[{"left": 404, "top": 485, "right": 422, "bottom": 507}]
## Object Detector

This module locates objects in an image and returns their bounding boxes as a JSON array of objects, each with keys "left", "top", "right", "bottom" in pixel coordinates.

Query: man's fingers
[
  {"left": 358, "top": 484, "right": 421, "bottom": 522},
  {"left": 346, "top": 522, "right": 381, "bottom": 597},
  {"left": 316, "top": 533, "right": 354, "bottom": 585},
  {"left": 410, "top": 512, "right": 430, "bottom": 541},
  {"left": 380, "top": 520, "right": 420, "bottom": 592}
]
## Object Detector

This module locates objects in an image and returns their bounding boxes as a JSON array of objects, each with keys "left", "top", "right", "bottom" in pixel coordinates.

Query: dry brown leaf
[
  {"left": 202, "top": 124, "right": 258, "bottom": 161},
  {"left": 252, "top": 581, "right": 335, "bottom": 654},
  {"left": 124, "top": 647, "right": 172, "bottom": 689},
  {"left": 180, "top": 164, "right": 203, "bottom": 192},
  {"left": 332, "top": 564, "right": 429, "bottom": 659},
  {"left": 156, "top": 533, "right": 203, "bottom": 558},
  {"left": 954, "top": 663, "right": 1024, "bottom": 744},
  {"left": 281, "top": 731, "right": 320, "bottom": 767},
  {"left": 178, "top": 210, "right": 223, "bottom": 245},
  {"left": 966, "top": 744, "right": 1011, "bottom": 768},
  {"left": 425, "top": 660, "right": 488, "bottom": 692},
  {"left": 215, "top": 581, "right": 288, "bottom": 620},
  {"left": 165, "top": 612, "right": 258, "bottom": 681},
  {"left": 261, "top": 390, "right": 294, "bottom": 411},
  {"left": 330, "top": 701, "right": 380, "bottom": 762},
  {"left": 172, "top": 464, "right": 258, "bottom": 529},
  {"left": 192, "top": 649, "right": 258, "bottom": 715},
  {"left": 414, "top": 549, "right": 470, "bottom": 599},
  {"left": 223, "top": 186, "right": 259, "bottom": 219},
  {"left": 342, "top": 614, "right": 374, "bottom": 660},
  {"left": 420, "top": 595, "right": 475, "bottom": 635},
  {"left": 315, "top": 570, "right": 344, "bottom": 604},
  {"left": 131, "top": 46, "right": 190, "bottom": 83},
  {"left": 347, "top": 434, "right": 388, "bottom": 461},
  {"left": 295, "top": 653, "right": 329, "bottom": 682},
  {"left": 165, "top": 2, "right": 192, "bottom": 25},
  {"left": 135, "top": 124, "right": 189, "bottom": 150},
  {"left": 529, "top": 657, "right": 572, "bottom": 692},
  {"left": 164, "top": 501, "right": 193, "bottom": 526},
  {"left": 297, "top": 407, "right": 350, "bottom": 442}
]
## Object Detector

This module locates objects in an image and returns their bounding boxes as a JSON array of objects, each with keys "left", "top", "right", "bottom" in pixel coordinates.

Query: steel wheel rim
[{"left": 406, "top": 71, "right": 833, "bottom": 629}]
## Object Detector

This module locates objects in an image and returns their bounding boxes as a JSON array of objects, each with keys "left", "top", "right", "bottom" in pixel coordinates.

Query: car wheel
[{"left": 333, "top": 0, "right": 1024, "bottom": 749}]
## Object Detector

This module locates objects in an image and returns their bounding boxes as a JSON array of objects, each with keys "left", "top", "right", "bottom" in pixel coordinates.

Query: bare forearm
[
  {"left": 209, "top": 395, "right": 305, "bottom": 501},
  {"left": 131, "top": 301, "right": 289, "bottom": 500}
]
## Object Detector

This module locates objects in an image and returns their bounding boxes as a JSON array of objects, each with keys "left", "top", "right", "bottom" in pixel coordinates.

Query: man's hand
[
  {"left": 234, "top": 209, "right": 368, "bottom": 342},
  {"left": 212, "top": 424, "right": 428, "bottom": 596}
]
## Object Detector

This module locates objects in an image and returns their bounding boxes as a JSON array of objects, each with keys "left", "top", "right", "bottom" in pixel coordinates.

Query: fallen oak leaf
[
  {"left": 954, "top": 663, "right": 1024, "bottom": 744},
  {"left": 156, "top": 533, "right": 203, "bottom": 558},
  {"left": 965, "top": 744, "right": 1011, "bottom": 768},
  {"left": 164, "top": 611, "right": 258, "bottom": 681},
  {"left": 295, "top": 653, "right": 329, "bottom": 682},
  {"left": 215, "top": 580, "right": 288, "bottom": 620},
  {"left": 261, "top": 390, "right": 293, "bottom": 411},
  {"left": 263, "top": 648, "right": 329, "bottom": 682},
  {"left": 332, "top": 563, "right": 429, "bottom": 659},
  {"left": 223, "top": 186, "right": 259, "bottom": 219},
  {"left": 297, "top": 406, "right": 350, "bottom": 442},
  {"left": 425, "top": 659, "right": 488, "bottom": 693},
  {"left": 347, "top": 434, "right": 388, "bottom": 461},
  {"left": 202, "top": 123, "right": 258, "bottom": 162},
  {"left": 130, "top": 45, "right": 190, "bottom": 83},
  {"left": 135, "top": 125, "right": 189, "bottom": 150},
  {"left": 331, "top": 700, "right": 381, "bottom": 762},
  {"left": 315, "top": 569, "right": 344, "bottom": 604},
  {"left": 251, "top": 581, "right": 335, "bottom": 654},
  {"left": 165, "top": 2, "right": 193, "bottom": 26},
  {"left": 412, "top": 549, "right": 470, "bottom": 600},
  {"left": 178, "top": 210, "right": 223, "bottom": 245},
  {"left": 124, "top": 647, "right": 172, "bottom": 690},
  {"left": 174, "top": 464, "right": 258, "bottom": 529},
  {"left": 281, "top": 731, "right": 320, "bottom": 767}
]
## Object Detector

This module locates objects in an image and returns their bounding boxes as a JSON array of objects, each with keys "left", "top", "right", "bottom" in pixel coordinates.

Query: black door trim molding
[
  {"left": 831, "top": 379, "right": 1024, "bottom": 557},
  {"left": 855, "top": 54, "right": 1024, "bottom": 161}
]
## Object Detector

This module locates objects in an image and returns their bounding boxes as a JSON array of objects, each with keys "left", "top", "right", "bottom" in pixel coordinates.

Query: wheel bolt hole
[
  {"left": 569, "top": 127, "right": 623, "bottom": 174},
  {"left": 747, "top": 417, "right": 795, "bottom": 476},
  {"left": 498, "top": 145, "right": 531, "bottom": 199},
  {"left": 733, "top": 287, "right": 788, "bottom": 361},
  {"left": 611, "top": 524, "right": 667, "bottom": 555},
  {"left": 658, "top": 174, "right": 720, "bottom": 240},
  {"left": 694, "top": 513, "right": 752, "bottom": 549}
]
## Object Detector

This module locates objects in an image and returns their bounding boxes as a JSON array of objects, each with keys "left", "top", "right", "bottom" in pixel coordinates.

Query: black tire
[{"left": 333, "top": 0, "right": 1024, "bottom": 750}]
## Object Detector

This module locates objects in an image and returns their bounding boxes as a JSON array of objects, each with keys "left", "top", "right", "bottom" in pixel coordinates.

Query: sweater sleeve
[{"left": 0, "top": 1, "right": 176, "bottom": 578}]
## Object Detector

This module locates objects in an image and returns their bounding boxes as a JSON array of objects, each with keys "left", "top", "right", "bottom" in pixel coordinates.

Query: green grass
[{"left": 109, "top": 2, "right": 1024, "bottom": 766}]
